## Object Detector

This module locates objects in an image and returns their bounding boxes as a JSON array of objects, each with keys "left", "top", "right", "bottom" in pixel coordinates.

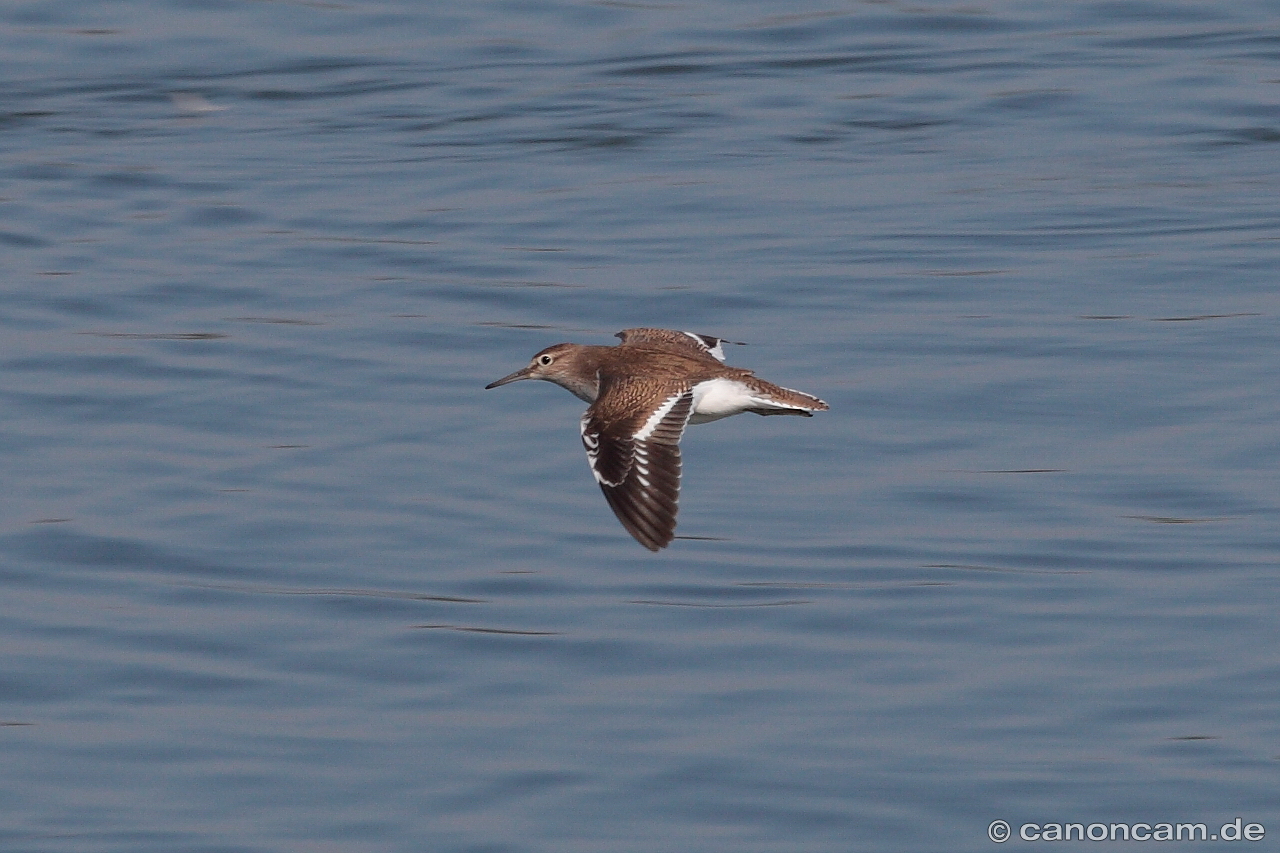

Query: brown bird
[{"left": 486, "top": 328, "right": 828, "bottom": 550}]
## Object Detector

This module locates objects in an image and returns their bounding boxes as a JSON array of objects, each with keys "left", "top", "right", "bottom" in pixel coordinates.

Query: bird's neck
[{"left": 550, "top": 346, "right": 609, "bottom": 403}]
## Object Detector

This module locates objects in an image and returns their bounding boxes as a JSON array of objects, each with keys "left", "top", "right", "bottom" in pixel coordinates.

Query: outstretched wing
[
  {"left": 615, "top": 328, "right": 741, "bottom": 364},
  {"left": 580, "top": 385, "right": 694, "bottom": 551}
]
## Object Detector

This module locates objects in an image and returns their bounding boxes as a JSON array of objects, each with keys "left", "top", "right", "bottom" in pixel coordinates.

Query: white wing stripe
[
  {"left": 581, "top": 413, "right": 612, "bottom": 485},
  {"left": 681, "top": 330, "right": 726, "bottom": 362},
  {"left": 633, "top": 392, "right": 683, "bottom": 442}
]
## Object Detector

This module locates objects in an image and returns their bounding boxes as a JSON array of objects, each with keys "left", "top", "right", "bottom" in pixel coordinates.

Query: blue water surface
[{"left": 1, "top": 1, "right": 1278, "bottom": 850}]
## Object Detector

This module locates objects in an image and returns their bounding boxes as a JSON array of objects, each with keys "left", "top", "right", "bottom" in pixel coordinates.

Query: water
[{"left": 2, "top": 1, "right": 1278, "bottom": 850}]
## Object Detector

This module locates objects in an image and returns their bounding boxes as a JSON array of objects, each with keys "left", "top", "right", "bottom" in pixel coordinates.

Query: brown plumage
[{"left": 486, "top": 328, "right": 828, "bottom": 550}]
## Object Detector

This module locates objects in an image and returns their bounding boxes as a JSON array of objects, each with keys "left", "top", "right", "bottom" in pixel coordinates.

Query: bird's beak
[{"left": 485, "top": 367, "right": 532, "bottom": 389}]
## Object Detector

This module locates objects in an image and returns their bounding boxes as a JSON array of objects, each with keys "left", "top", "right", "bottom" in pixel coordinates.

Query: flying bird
[{"left": 486, "top": 328, "right": 828, "bottom": 550}]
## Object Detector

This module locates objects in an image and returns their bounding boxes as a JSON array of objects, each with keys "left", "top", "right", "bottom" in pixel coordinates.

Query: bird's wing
[
  {"left": 580, "top": 381, "right": 694, "bottom": 551},
  {"left": 614, "top": 328, "right": 740, "bottom": 364}
]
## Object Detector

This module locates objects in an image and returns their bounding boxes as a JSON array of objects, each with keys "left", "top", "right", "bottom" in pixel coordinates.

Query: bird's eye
[{"left": 539, "top": 354, "right": 554, "bottom": 366}]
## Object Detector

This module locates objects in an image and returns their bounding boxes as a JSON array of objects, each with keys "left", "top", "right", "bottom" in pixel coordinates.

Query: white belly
[{"left": 689, "top": 378, "right": 764, "bottom": 424}]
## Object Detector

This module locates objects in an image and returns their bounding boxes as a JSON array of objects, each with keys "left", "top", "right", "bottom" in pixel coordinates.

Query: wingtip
[{"left": 601, "top": 483, "right": 678, "bottom": 551}]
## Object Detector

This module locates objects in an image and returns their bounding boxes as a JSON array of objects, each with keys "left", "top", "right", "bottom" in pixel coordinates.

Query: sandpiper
[{"left": 485, "top": 328, "right": 828, "bottom": 551}]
